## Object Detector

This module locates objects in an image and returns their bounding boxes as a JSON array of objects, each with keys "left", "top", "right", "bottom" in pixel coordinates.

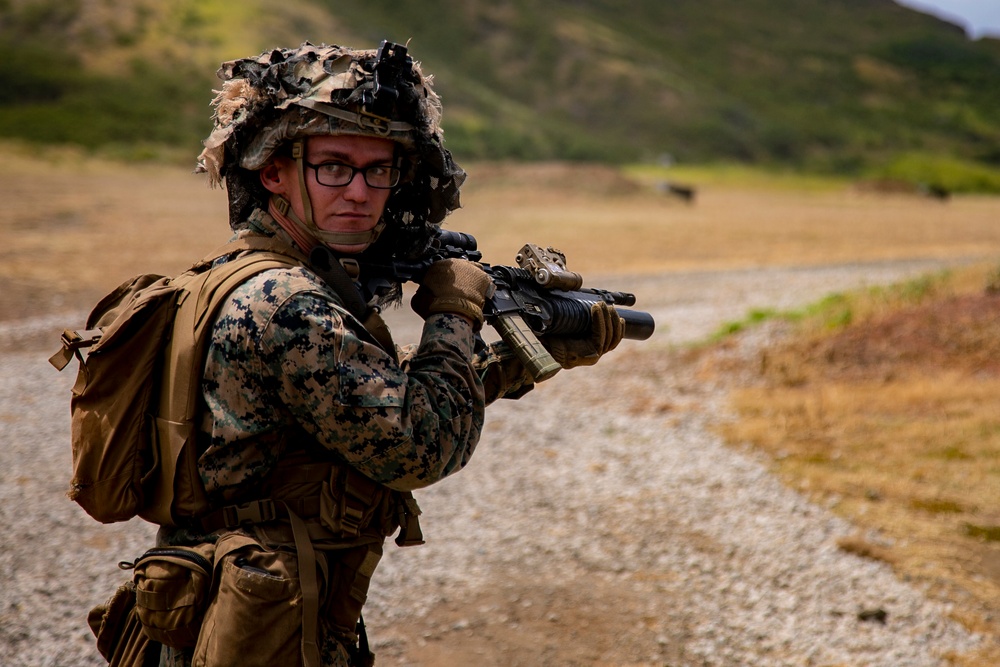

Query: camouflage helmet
[{"left": 197, "top": 41, "right": 465, "bottom": 257}]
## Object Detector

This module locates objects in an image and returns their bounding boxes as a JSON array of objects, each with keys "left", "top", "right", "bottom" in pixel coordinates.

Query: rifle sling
[
  {"left": 307, "top": 245, "right": 398, "bottom": 358},
  {"left": 308, "top": 245, "right": 371, "bottom": 322}
]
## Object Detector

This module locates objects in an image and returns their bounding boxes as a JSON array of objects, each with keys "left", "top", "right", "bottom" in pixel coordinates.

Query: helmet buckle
[{"left": 357, "top": 111, "right": 393, "bottom": 137}]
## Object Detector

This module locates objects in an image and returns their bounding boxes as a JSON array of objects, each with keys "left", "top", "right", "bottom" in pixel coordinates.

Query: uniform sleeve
[
  {"left": 471, "top": 341, "right": 535, "bottom": 402},
  {"left": 398, "top": 340, "right": 535, "bottom": 404},
  {"left": 257, "top": 289, "right": 486, "bottom": 491}
]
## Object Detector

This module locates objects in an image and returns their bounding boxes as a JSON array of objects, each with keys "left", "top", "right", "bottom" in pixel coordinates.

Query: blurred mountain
[{"left": 1, "top": 0, "right": 998, "bottom": 173}]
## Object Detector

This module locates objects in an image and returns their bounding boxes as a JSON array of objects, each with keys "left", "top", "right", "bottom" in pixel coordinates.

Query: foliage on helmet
[{"left": 196, "top": 41, "right": 465, "bottom": 258}]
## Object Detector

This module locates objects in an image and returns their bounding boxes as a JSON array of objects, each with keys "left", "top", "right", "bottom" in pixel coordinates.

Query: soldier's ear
[{"left": 259, "top": 160, "right": 289, "bottom": 194}]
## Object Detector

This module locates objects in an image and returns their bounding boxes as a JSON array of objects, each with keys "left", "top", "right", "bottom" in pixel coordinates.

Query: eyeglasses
[{"left": 304, "top": 161, "right": 402, "bottom": 189}]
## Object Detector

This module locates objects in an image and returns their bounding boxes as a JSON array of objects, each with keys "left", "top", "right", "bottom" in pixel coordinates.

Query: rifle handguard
[{"left": 493, "top": 313, "right": 562, "bottom": 383}]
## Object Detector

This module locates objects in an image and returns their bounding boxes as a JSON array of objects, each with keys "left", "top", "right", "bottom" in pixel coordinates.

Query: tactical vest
[{"left": 181, "top": 233, "right": 424, "bottom": 667}]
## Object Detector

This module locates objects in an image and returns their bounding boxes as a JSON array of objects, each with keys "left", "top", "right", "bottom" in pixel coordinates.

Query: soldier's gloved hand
[
  {"left": 411, "top": 258, "right": 494, "bottom": 330},
  {"left": 541, "top": 301, "right": 625, "bottom": 368}
]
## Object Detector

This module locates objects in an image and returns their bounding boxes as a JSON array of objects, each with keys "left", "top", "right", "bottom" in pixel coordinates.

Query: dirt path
[{"left": 0, "top": 259, "right": 981, "bottom": 666}]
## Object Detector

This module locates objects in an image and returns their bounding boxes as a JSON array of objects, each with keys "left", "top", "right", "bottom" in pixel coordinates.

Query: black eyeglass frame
[{"left": 303, "top": 161, "right": 402, "bottom": 189}]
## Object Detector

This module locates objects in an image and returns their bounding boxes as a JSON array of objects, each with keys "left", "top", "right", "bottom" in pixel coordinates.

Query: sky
[{"left": 895, "top": 0, "right": 1000, "bottom": 39}]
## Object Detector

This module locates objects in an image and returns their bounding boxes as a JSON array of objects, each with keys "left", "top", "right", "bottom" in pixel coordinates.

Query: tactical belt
[
  {"left": 197, "top": 496, "right": 320, "bottom": 533},
  {"left": 197, "top": 491, "right": 423, "bottom": 547}
]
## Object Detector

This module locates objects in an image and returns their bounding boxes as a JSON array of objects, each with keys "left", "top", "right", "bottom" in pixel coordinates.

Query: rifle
[{"left": 358, "top": 231, "right": 655, "bottom": 382}]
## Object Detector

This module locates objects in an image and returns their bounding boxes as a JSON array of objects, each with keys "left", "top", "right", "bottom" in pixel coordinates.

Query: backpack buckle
[
  {"left": 49, "top": 329, "right": 104, "bottom": 370},
  {"left": 62, "top": 328, "right": 103, "bottom": 350},
  {"left": 222, "top": 499, "right": 277, "bottom": 528}
]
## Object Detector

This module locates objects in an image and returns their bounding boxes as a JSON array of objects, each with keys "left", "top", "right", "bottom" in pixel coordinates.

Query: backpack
[{"left": 49, "top": 236, "right": 305, "bottom": 526}]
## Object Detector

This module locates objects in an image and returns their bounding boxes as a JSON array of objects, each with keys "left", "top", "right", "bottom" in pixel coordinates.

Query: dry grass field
[
  {"left": 4, "top": 145, "right": 1000, "bottom": 664},
  {"left": 3, "top": 144, "right": 1000, "bottom": 322},
  {"left": 703, "top": 264, "right": 1000, "bottom": 667}
]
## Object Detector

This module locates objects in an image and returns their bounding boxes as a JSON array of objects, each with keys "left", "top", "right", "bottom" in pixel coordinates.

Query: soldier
[{"left": 116, "top": 41, "right": 624, "bottom": 667}]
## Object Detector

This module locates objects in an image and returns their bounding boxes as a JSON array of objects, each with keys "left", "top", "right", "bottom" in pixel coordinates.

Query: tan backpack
[{"left": 50, "top": 236, "right": 304, "bottom": 526}]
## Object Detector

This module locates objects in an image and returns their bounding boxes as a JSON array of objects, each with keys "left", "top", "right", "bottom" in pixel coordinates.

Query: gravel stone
[{"left": 0, "top": 259, "right": 980, "bottom": 666}]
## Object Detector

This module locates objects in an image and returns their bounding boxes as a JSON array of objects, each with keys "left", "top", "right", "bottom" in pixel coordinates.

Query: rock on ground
[{"left": 0, "top": 259, "right": 980, "bottom": 666}]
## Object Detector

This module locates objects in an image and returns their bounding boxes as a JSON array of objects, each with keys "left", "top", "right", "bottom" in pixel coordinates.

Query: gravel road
[{"left": 0, "top": 258, "right": 982, "bottom": 666}]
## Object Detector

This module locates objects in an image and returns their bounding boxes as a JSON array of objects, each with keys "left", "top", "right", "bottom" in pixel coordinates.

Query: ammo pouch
[
  {"left": 185, "top": 463, "right": 423, "bottom": 667},
  {"left": 319, "top": 464, "right": 424, "bottom": 548},
  {"left": 192, "top": 533, "right": 306, "bottom": 667},
  {"left": 87, "top": 581, "right": 155, "bottom": 667},
  {"left": 125, "top": 543, "right": 216, "bottom": 649}
]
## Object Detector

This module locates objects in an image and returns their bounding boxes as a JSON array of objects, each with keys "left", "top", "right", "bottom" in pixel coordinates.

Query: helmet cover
[{"left": 197, "top": 41, "right": 465, "bottom": 258}]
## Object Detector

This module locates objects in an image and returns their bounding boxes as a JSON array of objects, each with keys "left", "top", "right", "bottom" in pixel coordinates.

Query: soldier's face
[{"left": 266, "top": 134, "right": 396, "bottom": 254}]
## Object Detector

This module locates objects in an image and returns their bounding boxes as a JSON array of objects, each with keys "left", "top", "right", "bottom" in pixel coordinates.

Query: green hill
[{"left": 2, "top": 0, "right": 999, "bottom": 181}]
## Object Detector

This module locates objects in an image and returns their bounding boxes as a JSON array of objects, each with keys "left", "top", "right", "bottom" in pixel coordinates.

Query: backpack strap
[
  {"left": 143, "top": 234, "right": 396, "bottom": 525},
  {"left": 191, "top": 233, "right": 310, "bottom": 271},
  {"left": 200, "top": 234, "right": 396, "bottom": 354},
  {"left": 140, "top": 252, "right": 303, "bottom": 526}
]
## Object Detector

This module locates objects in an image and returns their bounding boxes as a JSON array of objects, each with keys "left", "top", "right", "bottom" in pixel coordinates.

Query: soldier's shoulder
[
  {"left": 216, "top": 265, "right": 347, "bottom": 323},
  {"left": 235, "top": 264, "right": 326, "bottom": 297}
]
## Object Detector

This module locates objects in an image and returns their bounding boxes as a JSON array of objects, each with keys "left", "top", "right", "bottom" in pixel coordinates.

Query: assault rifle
[{"left": 357, "top": 231, "right": 655, "bottom": 382}]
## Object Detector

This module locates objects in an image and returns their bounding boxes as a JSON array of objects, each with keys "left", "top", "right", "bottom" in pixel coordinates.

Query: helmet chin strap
[{"left": 272, "top": 139, "right": 387, "bottom": 250}]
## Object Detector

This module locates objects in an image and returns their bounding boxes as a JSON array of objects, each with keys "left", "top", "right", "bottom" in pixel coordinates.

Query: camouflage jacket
[
  {"left": 156, "top": 211, "right": 534, "bottom": 667},
  {"left": 196, "top": 211, "right": 533, "bottom": 504}
]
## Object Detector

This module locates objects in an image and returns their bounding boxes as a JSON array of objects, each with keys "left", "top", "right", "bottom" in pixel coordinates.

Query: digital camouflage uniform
[
  {"left": 72, "top": 40, "right": 620, "bottom": 667},
  {"left": 130, "top": 41, "right": 542, "bottom": 667},
  {"left": 197, "top": 212, "right": 531, "bottom": 501},
  {"left": 156, "top": 210, "right": 533, "bottom": 667}
]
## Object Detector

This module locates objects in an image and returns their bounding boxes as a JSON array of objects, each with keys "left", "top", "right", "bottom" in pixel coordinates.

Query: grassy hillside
[
  {"left": 328, "top": 0, "right": 1000, "bottom": 171},
  {"left": 2, "top": 0, "right": 999, "bottom": 183},
  {"left": 0, "top": 0, "right": 358, "bottom": 160},
  {"left": 711, "top": 265, "right": 1000, "bottom": 666}
]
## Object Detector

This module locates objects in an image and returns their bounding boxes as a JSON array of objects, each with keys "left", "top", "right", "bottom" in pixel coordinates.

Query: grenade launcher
[{"left": 357, "top": 231, "right": 655, "bottom": 382}]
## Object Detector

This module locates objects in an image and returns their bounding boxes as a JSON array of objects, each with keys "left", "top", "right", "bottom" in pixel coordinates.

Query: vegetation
[
  {"left": 709, "top": 271, "right": 953, "bottom": 340},
  {"left": 3, "top": 146, "right": 1000, "bottom": 661},
  {"left": 871, "top": 153, "right": 1000, "bottom": 194},
  {"left": 711, "top": 265, "right": 1000, "bottom": 666},
  {"left": 0, "top": 0, "right": 350, "bottom": 159},
  {"left": 1, "top": 0, "right": 1000, "bottom": 185}
]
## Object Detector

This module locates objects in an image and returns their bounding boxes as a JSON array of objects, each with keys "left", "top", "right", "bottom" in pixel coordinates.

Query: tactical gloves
[
  {"left": 411, "top": 259, "right": 493, "bottom": 330},
  {"left": 411, "top": 261, "right": 625, "bottom": 368},
  {"left": 542, "top": 301, "right": 625, "bottom": 369}
]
